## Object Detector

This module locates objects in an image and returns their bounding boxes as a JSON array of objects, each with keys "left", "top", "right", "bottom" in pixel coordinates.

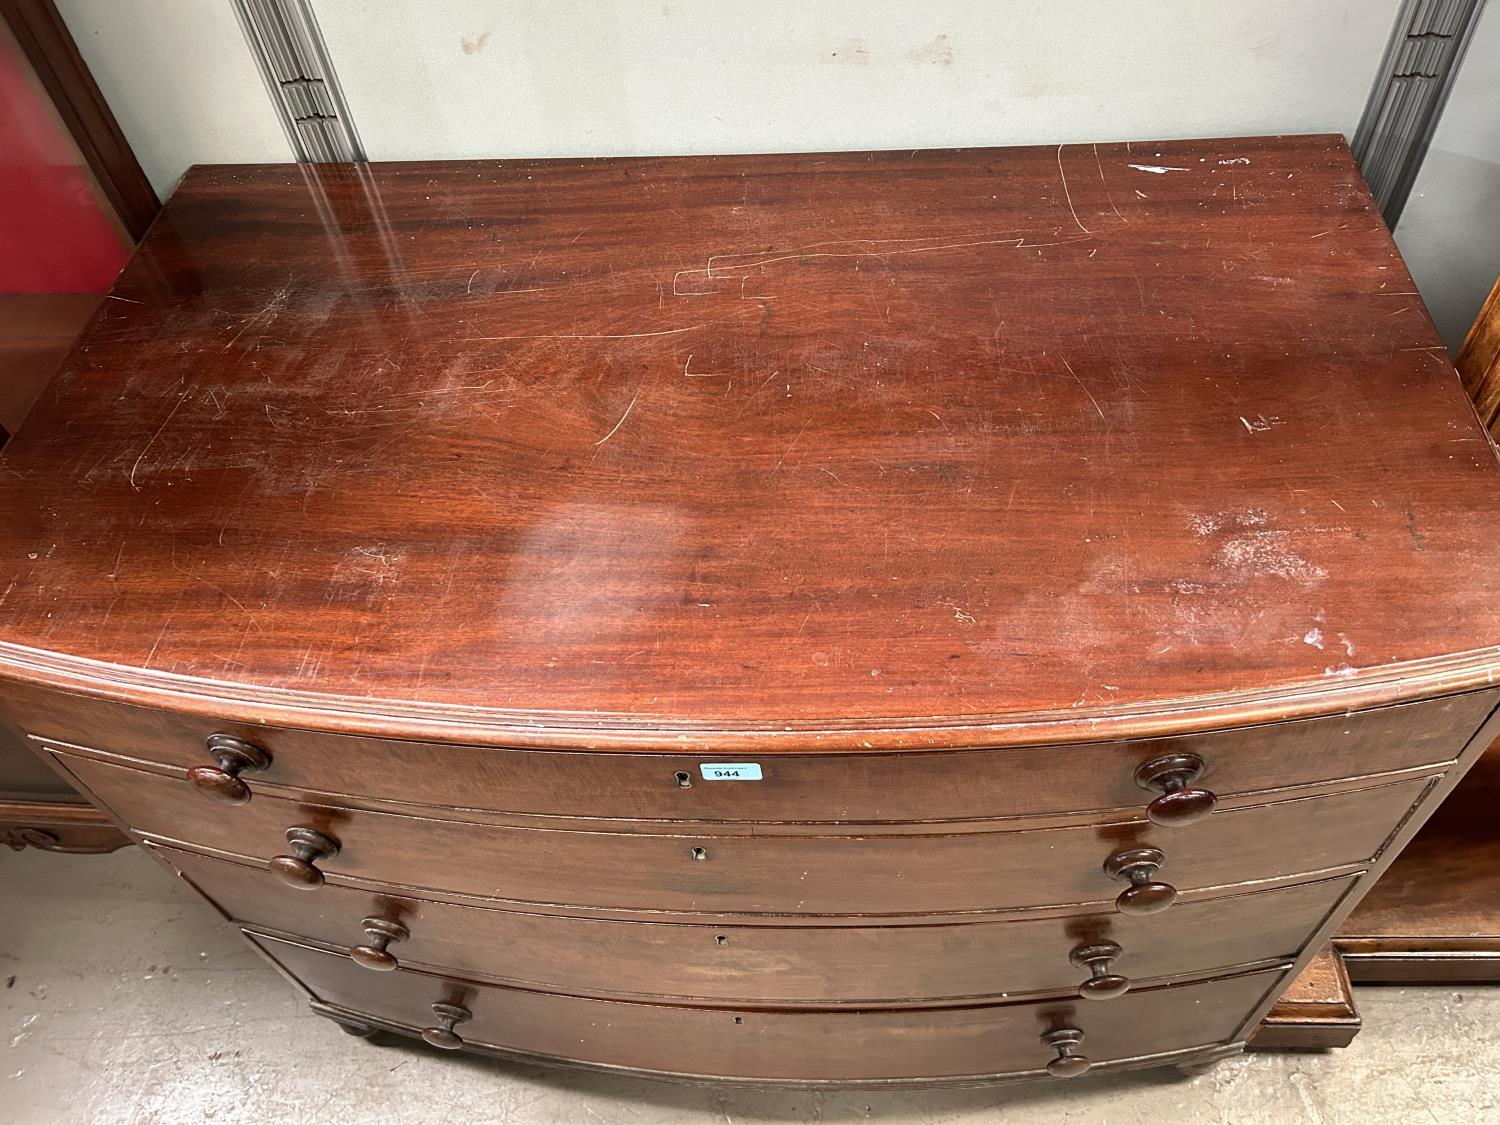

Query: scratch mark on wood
[
  {"left": 773, "top": 420, "right": 813, "bottom": 472},
  {"left": 1091, "top": 143, "right": 1127, "bottom": 224},
  {"left": 1061, "top": 358, "right": 1105, "bottom": 421},
  {"left": 144, "top": 615, "right": 173, "bottom": 669},
  {"left": 683, "top": 353, "right": 727, "bottom": 377},
  {"left": 468, "top": 326, "right": 703, "bottom": 342},
  {"left": 172, "top": 562, "right": 254, "bottom": 619},
  {"left": 127, "top": 394, "right": 190, "bottom": 491},
  {"left": 1056, "top": 145, "right": 1092, "bottom": 235},
  {"left": 594, "top": 391, "right": 640, "bottom": 446},
  {"left": 945, "top": 603, "right": 977, "bottom": 625},
  {"left": 673, "top": 231, "right": 1090, "bottom": 295},
  {"left": 222, "top": 283, "right": 291, "bottom": 351}
]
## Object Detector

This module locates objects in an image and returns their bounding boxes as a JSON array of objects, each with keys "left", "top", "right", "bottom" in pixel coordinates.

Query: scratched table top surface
[{"left": 2, "top": 135, "right": 1499, "bottom": 748}]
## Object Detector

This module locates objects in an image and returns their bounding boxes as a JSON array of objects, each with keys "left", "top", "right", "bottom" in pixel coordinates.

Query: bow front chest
[{"left": 4, "top": 136, "right": 1500, "bottom": 1085}]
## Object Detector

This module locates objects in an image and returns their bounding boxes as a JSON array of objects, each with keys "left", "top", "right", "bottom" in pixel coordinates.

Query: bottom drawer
[{"left": 250, "top": 931, "right": 1288, "bottom": 1083}]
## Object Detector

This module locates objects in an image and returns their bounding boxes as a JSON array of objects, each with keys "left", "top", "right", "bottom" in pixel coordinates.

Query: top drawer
[{"left": 2, "top": 681, "right": 1493, "bottom": 824}]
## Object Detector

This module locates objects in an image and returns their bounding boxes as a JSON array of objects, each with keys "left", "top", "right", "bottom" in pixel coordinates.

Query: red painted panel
[{"left": 0, "top": 21, "right": 130, "bottom": 293}]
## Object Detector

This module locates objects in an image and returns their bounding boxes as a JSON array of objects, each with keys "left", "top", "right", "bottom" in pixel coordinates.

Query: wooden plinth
[{"left": 1252, "top": 946, "right": 1361, "bottom": 1050}]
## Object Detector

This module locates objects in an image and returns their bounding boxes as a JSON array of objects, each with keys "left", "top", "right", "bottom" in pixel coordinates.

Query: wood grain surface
[{"left": 1, "top": 137, "right": 1499, "bottom": 748}]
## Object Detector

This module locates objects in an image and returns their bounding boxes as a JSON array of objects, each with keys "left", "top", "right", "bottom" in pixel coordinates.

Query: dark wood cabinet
[{"left": 3, "top": 136, "right": 1499, "bottom": 1085}]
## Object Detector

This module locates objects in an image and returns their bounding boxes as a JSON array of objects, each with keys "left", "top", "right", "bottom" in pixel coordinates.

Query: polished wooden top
[{"left": 2, "top": 135, "right": 1499, "bottom": 748}]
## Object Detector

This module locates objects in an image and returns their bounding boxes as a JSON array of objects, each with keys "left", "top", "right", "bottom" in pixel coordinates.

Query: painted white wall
[
  {"left": 316, "top": 0, "right": 1400, "bottom": 160},
  {"left": 1394, "top": 4, "right": 1500, "bottom": 351},
  {"left": 54, "top": 1, "right": 1400, "bottom": 199},
  {"left": 55, "top": 0, "right": 290, "bottom": 200}
]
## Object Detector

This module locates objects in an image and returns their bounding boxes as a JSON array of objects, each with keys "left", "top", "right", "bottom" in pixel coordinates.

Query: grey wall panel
[{"left": 1394, "top": 2, "right": 1500, "bottom": 351}]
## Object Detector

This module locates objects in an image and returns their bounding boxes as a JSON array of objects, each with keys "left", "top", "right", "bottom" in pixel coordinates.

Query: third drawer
[{"left": 156, "top": 842, "right": 1353, "bottom": 1004}]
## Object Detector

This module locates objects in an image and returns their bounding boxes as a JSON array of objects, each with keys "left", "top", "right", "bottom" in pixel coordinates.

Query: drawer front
[
  {"left": 158, "top": 843, "right": 1352, "bottom": 1003},
  {"left": 5, "top": 680, "right": 1492, "bottom": 823},
  {"left": 251, "top": 931, "right": 1287, "bottom": 1081},
  {"left": 66, "top": 752, "right": 1424, "bottom": 915}
]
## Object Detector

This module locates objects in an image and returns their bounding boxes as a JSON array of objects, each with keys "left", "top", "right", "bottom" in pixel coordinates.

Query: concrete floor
[{"left": 3, "top": 848, "right": 1497, "bottom": 1125}]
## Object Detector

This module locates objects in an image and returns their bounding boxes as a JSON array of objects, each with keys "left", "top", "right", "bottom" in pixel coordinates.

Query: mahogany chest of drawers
[{"left": 4, "top": 135, "right": 1500, "bottom": 1086}]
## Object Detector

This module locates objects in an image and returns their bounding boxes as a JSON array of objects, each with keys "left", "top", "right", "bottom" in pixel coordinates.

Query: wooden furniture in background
[
  {"left": 0, "top": 299, "right": 119, "bottom": 856},
  {"left": 1251, "top": 272, "right": 1500, "bottom": 1042},
  {"left": 0, "top": 293, "right": 100, "bottom": 443},
  {"left": 1454, "top": 274, "right": 1500, "bottom": 437},
  {"left": 1337, "top": 742, "right": 1500, "bottom": 980},
  {"left": 1331, "top": 272, "right": 1500, "bottom": 983},
  {"left": 1, "top": 711, "right": 126, "bottom": 852},
  {"left": 0, "top": 0, "right": 146, "bottom": 851},
  {"left": 1, "top": 318, "right": 121, "bottom": 851},
  {"left": 3, "top": 137, "right": 1500, "bottom": 1085}
]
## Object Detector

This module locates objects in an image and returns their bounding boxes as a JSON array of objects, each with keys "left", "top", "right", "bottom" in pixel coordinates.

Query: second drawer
[
  {"left": 158, "top": 842, "right": 1353, "bottom": 1004},
  {"left": 62, "top": 751, "right": 1427, "bottom": 916}
]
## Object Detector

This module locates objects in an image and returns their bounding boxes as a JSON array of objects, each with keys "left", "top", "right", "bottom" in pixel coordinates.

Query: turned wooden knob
[
  {"left": 1041, "top": 1027, "right": 1090, "bottom": 1078},
  {"left": 187, "top": 734, "right": 270, "bottom": 804},
  {"left": 268, "top": 826, "right": 340, "bottom": 889},
  {"left": 421, "top": 1002, "right": 472, "bottom": 1049},
  {"left": 350, "top": 917, "right": 409, "bottom": 971},
  {"left": 1070, "top": 940, "right": 1130, "bottom": 1000},
  {"left": 1134, "top": 752, "right": 1217, "bottom": 826},
  {"left": 1104, "top": 846, "right": 1177, "bottom": 915}
]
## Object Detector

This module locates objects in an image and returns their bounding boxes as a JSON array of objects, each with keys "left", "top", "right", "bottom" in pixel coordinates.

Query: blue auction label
[{"left": 698, "top": 762, "right": 763, "bottom": 781}]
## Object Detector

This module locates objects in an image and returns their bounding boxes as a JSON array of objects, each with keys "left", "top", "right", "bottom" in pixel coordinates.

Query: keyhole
[
  {"left": 675, "top": 771, "right": 692, "bottom": 788},
  {"left": 732, "top": 1016, "right": 744, "bottom": 1025},
  {"left": 691, "top": 847, "right": 708, "bottom": 861},
  {"left": 715, "top": 935, "right": 729, "bottom": 946}
]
